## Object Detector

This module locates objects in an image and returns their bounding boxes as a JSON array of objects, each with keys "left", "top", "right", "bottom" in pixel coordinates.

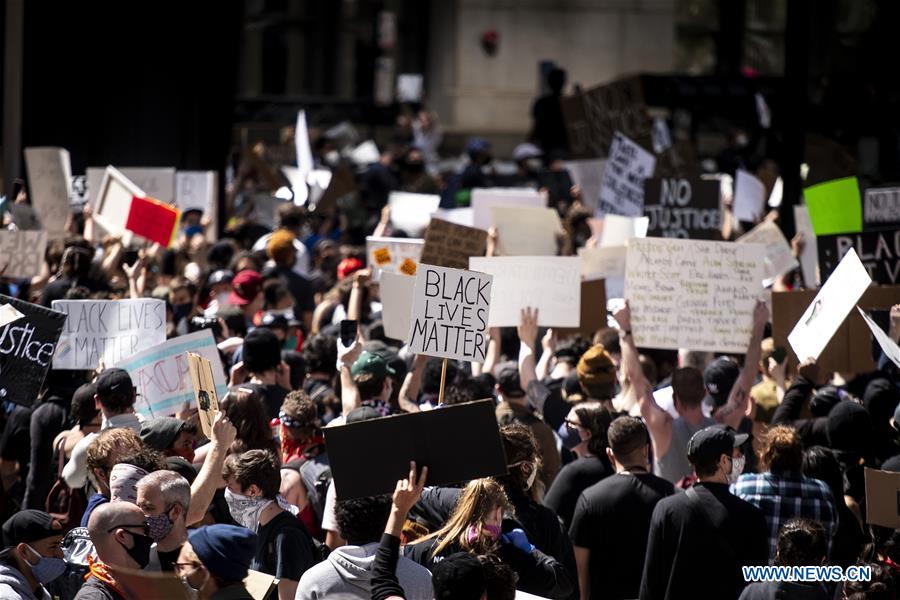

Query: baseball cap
[
  {"left": 350, "top": 351, "right": 396, "bottom": 381},
  {"left": 208, "top": 269, "right": 234, "bottom": 286},
  {"left": 337, "top": 257, "right": 363, "bottom": 280},
  {"left": 3, "top": 510, "right": 62, "bottom": 548},
  {"left": 242, "top": 328, "right": 283, "bottom": 373},
  {"left": 512, "top": 142, "right": 543, "bottom": 162},
  {"left": 497, "top": 361, "right": 525, "bottom": 398},
  {"left": 431, "top": 552, "right": 485, "bottom": 600},
  {"left": 687, "top": 425, "right": 749, "bottom": 466},
  {"left": 260, "top": 313, "right": 290, "bottom": 331},
  {"left": 96, "top": 369, "right": 134, "bottom": 405},
  {"left": 228, "top": 270, "right": 263, "bottom": 307},
  {"left": 140, "top": 417, "right": 186, "bottom": 451},
  {"left": 346, "top": 406, "right": 383, "bottom": 423},
  {"left": 703, "top": 357, "right": 740, "bottom": 408}
]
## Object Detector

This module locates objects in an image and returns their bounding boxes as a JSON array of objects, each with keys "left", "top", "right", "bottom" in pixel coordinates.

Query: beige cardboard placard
[
  {"left": 188, "top": 352, "right": 220, "bottom": 438},
  {"left": 420, "top": 218, "right": 487, "bottom": 270},
  {"left": 865, "top": 468, "right": 900, "bottom": 529},
  {"left": 556, "top": 279, "right": 608, "bottom": 337}
]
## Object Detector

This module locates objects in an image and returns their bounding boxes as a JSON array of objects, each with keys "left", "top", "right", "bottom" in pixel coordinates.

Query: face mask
[
  {"left": 225, "top": 488, "right": 272, "bottom": 532},
  {"left": 727, "top": 456, "right": 745, "bottom": 485},
  {"left": 180, "top": 569, "right": 209, "bottom": 600},
  {"left": 23, "top": 545, "right": 67, "bottom": 584},
  {"left": 557, "top": 422, "right": 583, "bottom": 450},
  {"left": 121, "top": 531, "right": 154, "bottom": 569},
  {"left": 172, "top": 303, "right": 193, "bottom": 322},
  {"left": 466, "top": 523, "right": 501, "bottom": 545},
  {"left": 145, "top": 509, "right": 174, "bottom": 543},
  {"left": 404, "top": 162, "right": 425, "bottom": 174}
]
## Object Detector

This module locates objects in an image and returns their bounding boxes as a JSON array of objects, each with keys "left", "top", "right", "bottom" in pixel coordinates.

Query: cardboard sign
[
  {"left": 817, "top": 229, "right": 900, "bottom": 285},
  {"left": 0, "top": 304, "right": 24, "bottom": 328},
  {"left": 188, "top": 351, "right": 221, "bottom": 437},
  {"left": 52, "top": 299, "right": 167, "bottom": 369},
  {"left": 787, "top": 249, "right": 871, "bottom": 362},
  {"left": 733, "top": 169, "right": 766, "bottom": 223},
  {"left": 563, "top": 159, "right": 606, "bottom": 212},
  {"left": 116, "top": 329, "right": 227, "bottom": 420},
  {"left": 0, "top": 230, "right": 47, "bottom": 278},
  {"left": 470, "top": 188, "right": 545, "bottom": 231},
  {"left": 864, "top": 187, "right": 900, "bottom": 227},
  {"left": 579, "top": 246, "right": 627, "bottom": 281},
  {"left": 793, "top": 204, "right": 819, "bottom": 286},
  {"left": 407, "top": 265, "right": 492, "bottom": 362},
  {"left": 125, "top": 196, "right": 180, "bottom": 247},
  {"left": 379, "top": 271, "right": 416, "bottom": 341},
  {"left": 556, "top": 279, "right": 608, "bottom": 336},
  {"left": 244, "top": 570, "right": 277, "bottom": 600},
  {"left": 387, "top": 192, "right": 440, "bottom": 236},
  {"left": 599, "top": 215, "right": 648, "bottom": 247},
  {"left": 625, "top": 238, "right": 767, "bottom": 353},
  {"left": 490, "top": 206, "right": 562, "bottom": 256},
  {"left": 109, "top": 564, "right": 190, "bottom": 600},
  {"left": 420, "top": 218, "right": 487, "bottom": 269},
  {"left": 324, "top": 399, "right": 507, "bottom": 499},
  {"left": 596, "top": 132, "right": 656, "bottom": 217},
  {"left": 468, "top": 256, "right": 581, "bottom": 327},
  {"left": 23, "top": 147, "right": 72, "bottom": 239},
  {"left": 94, "top": 166, "right": 145, "bottom": 242},
  {"left": 643, "top": 177, "right": 721, "bottom": 239},
  {"left": 0, "top": 295, "right": 65, "bottom": 407},
  {"left": 366, "top": 236, "right": 424, "bottom": 275},
  {"left": 803, "top": 177, "right": 863, "bottom": 236},
  {"left": 737, "top": 221, "right": 798, "bottom": 286},
  {"left": 865, "top": 468, "right": 900, "bottom": 529},
  {"left": 858, "top": 307, "right": 900, "bottom": 369}
]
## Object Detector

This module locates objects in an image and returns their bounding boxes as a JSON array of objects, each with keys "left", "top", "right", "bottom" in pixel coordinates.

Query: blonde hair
[{"left": 411, "top": 478, "right": 511, "bottom": 558}]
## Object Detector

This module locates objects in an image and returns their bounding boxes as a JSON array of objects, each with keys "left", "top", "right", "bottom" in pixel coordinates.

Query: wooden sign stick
[{"left": 438, "top": 357, "right": 448, "bottom": 405}]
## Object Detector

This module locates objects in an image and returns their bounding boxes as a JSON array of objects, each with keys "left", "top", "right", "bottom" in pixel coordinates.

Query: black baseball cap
[
  {"left": 2, "top": 510, "right": 62, "bottom": 547},
  {"left": 703, "top": 357, "right": 740, "bottom": 408},
  {"left": 431, "top": 552, "right": 485, "bottom": 600},
  {"left": 95, "top": 369, "right": 134, "bottom": 404},
  {"left": 687, "top": 425, "right": 749, "bottom": 466},
  {"left": 208, "top": 269, "right": 234, "bottom": 286},
  {"left": 242, "top": 328, "right": 282, "bottom": 373}
]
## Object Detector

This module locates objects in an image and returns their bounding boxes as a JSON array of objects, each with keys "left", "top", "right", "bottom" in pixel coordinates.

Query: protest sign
[
  {"left": 733, "top": 169, "right": 766, "bottom": 223},
  {"left": 188, "top": 351, "right": 222, "bottom": 437},
  {"left": 468, "top": 257, "right": 581, "bottom": 327},
  {"left": 295, "top": 110, "right": 314, "bottom": 174},
  {"left": 379, "top": 271, "right": 416, "bottom": 341},
  {"left": 599, "top": 215, "right": 648, "bottom": 247},
  {"left": 864, "top": 187, "right": 900, "bottom": 227},
  {"left": 857, "top": 307, "right": 900, "bottom": 369},
  {"left": 737, "top": 221, "right": 797, "bottom": 286},
  {"left": 109, "top": 564, "right": 189, "bottom": 600},
  {"left": 0, "top": 304, "right": 24, "bottom": 328},
  {"left": 0, "top": 295, "right": 65, "bottom": 407},
  {"left": 490, "top": 206, "right": 562, "bottom": 256},
  {"left": 117, "top": 168, "right": 176, "bottom": 204},
  {"left": 865, "top": 468, "right": 900, "bottom": 529},
  {"left": 175, "top": 170, "right": 216, "bottom": 213},
  {"left": 787, "top": 249, "right": 871, "bottom": 362},
  {"left": 643, "top": 177, "right": 721, "bottom": 239},
  {"left": 803, "top": 177, "right": 863, "bottom": 236},
  {"left": 366, "top": 236, "right": 424, "bottom": 275},
  {"left": 94, "top": 166, "right": 145, "bottom": 241},
  {"left": 407, "top": 265, "right": 492, "bottom": 362},
  {"left": 562, "top": 159, "right": 606, "bottom": 212},
  {"left": 420, "top": 218, "right": 487, "bottom": 269},
  {"left": 244, "top": 570, "right": 277, "bottom": 600},
  {"left": 23, "top": 147, "right": 72, "bottom": 239},
  {"left": 125, "top": 196, "right": 180, "bottom": 247},
  {"left": 793, "top": 204, "right": 819, "bottom": 286},
  {"left": 817, "top": 229, "right": 900, "bottom": 284},
  {"left": 470, "top": 188, "right": 545, "bottom": 230},
  {"left": 396, "top": 74, "right": 424, "bottom": 102},
  {"left": 0, "top": 230, "right": 47, "bottom": 278},
  {"left": 596, "top": 132, "right": 656, "bottom": 217},
  {"left": 624, "top": 238, "right": 767, "bottom": 353},
  {"left": 325, "top": 399, "right": 507, "bottom": 499},
  {"left": 387, "top": 192, "right": 439, "bottom": 236},
  {"left": 556, "top": 280, "right": 608, "bottom": 336},
  {"left": 579, "top": 246, "right": 627, "bottom": 281},
  {"left": 432, "top": 207, "right": 475, "bottom": 227},
  {"left": 116, "top": 330, "right": 226, "bottom": 420},
  {"left": 52, "top": 299, "right": 166, "bottom": 369}
]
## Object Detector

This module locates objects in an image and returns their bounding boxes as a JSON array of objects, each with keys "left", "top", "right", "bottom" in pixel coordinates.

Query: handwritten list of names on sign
[{"left": 625, "top": 238, "right": 767, "bottom": 353}]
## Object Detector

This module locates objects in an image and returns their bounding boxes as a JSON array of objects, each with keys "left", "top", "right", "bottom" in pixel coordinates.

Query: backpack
[
  {"left": 284, "top": 450, "right": 332, "bottom": 529},
  {"left": 45, "top": 439, "right": 87, "bottom": 533}
]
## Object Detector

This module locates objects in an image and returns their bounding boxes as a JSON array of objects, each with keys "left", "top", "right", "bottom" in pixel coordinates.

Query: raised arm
[
  {"left": 339, "top": 338, "right": 363, "bottom": 416},
  {"left": 398, "top": 354, "right": 428, "bottom": 412},
  {"left": 517, "top": 307, "right": 539, "bottom": 392},
  {"left": 535, "top": 328, "right": 556, "bottom": 381},
  {"left": 715, "top": 299, "right": 768, "bottom": 430},
  {"left": 347, "top": 269, "right": 370, "bottom": 322},
  {"left": 187, "top": 412, "right": 237, "bottom": 526}
]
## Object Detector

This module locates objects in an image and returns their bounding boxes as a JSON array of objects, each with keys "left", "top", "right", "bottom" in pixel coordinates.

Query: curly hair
[
  {"left": 86, "top": 428, "right": 143, "bottom": 473},
  {"left": 761, "top": 425, "right": 804, "bottom": 473},
  {"left": 221, "top": 387, "right": 278, "bottom": 455},
  {"left": 222, "top": 450, "right": 281, "bottom": 499},
  {"left": 281, "top": 390, "right": 317, "bottom": 427},
  {"left": 843, "top": 563, "right": 894, "bottom": 600},
  {"left": 302, "top": 334, "right": 338, "bottom": 376},
  {"left": 774, "top": 518, "right": 827, "bottom": 566},
  {"left": 574, "top": 402, "right": 612, "bottom": 457},
  {"left": 334, "top": 495, "right": 392, "bottom": 544},
  {"left": 498, "top": 424, "right": 541, "bottom": 497}
]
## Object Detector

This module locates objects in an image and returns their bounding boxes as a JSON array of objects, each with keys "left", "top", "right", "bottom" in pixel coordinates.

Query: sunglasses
[{"left": 107, "top": 523, "right": 150, "bottom": 537}]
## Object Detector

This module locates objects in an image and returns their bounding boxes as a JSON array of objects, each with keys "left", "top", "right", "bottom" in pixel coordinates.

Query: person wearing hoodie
[
  {"left": 296, "top": 494, "right": 432, "bottom": 599},
  {"left": 140, "top": 416, "right": 197, "bottom": 463},
  {"left": 0, "top": 510, "right": 66, "bottom": 600}
]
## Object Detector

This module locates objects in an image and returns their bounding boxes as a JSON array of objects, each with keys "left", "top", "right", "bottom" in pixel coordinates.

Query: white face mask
[
  {"left": 727, "top": 456, "right": 745, "bottom": 484},
  {"left": 224, "top": 488, "right": 272, "bottom": 532}
]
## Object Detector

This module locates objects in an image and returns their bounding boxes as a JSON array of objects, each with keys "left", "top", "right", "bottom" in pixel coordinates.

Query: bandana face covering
[{"left": 224, "top": 488, "right": 272, "bottom": 531}]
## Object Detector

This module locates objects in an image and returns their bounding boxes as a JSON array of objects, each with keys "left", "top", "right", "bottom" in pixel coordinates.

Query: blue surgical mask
[
  {"left": 23, "top": 544, "right": 67, "bottom": 584},
  {"left": 557, "top": 422, "right": 583, "bottom": 450}
]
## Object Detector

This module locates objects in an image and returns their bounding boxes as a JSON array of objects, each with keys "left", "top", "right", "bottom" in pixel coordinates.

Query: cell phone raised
[{"left": 340, "top": 319, "right": 358, "bottom": 347}]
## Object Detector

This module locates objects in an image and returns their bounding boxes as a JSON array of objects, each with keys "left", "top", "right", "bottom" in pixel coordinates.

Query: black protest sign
[
  {"left": 817, "top": 229, "right": 900, "bottom": 284},
  {"left": 643, "top": 177, "right": 721, "bottom": 239},
  {"left": 0, "top": 294, "right": 66, "bottom": 407},
  {"left": 324, "top": 400, "right": 507, "bottom": 500},
  {"left": 864, "top": 187, "right": 900, "bottom": 228}
]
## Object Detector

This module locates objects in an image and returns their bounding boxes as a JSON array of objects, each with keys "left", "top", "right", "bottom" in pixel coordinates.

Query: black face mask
[
  {"left": 404, "top": 162, "right": 425, "bottom": 174},
  {"left": 122, "top": 531, "right": 154, "bottom": 569}
]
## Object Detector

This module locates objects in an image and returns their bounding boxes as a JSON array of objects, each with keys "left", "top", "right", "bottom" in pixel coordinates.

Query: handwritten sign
[
  {"left": 468, "top": 257, "right": 581, "bottom": 327},
  {"left": 0, "top": 231, "right": 47, "bottom": 278},
  {"left": 490, "top": 206, "right": 562, "bottom": 256},
  {"left": 858, "top": 307, "right": 900, "bottom": 370},
  {"left": 387, "top": 192, "right": 440, "bottom": 236},
  {"left": 52, "top": 299, "right": 167, "bottom": 369},
  {"left": 366, "top": 236, "right": 424, "bottom": 275},
  {"left": 817, "top": 229, "right": 900, "bottom": 284},
  {"left": 563, "top": 159, "right": 606, "bottom": 212},
  {"left": 175, "top": 171, "right": 216, "bottom": 213},
  {"left": 125, "top": 196, "right": 181, "bottom": 247},
  {"left": 379, "top": 271, "right": 416, "bottom": 341},
  {"left": 864, "top": 187, "right": 900, "bottom": 227},
  {"left": 598, "top": 215, "right": 648, "bottom": 247},
  {"left": 733, "top": 169, "right": 766, "bottom": 223},
  {"left": 407, "top": 265, "right": 492, "bottom": 362},
  {"left": 579, "top": 246, "right": 627, "bottom": 281},
  {"left": 420, "top": 218, "right": 487, "bottom": 269},
  {"left": 94, "top": 166, "right": 145, "bottom": 242},
  {"left": 470, "top": 188, "right": 545, "bottom": 230},
  {"left": 793, "top": 205, "right": 819, "bottom": 286},
  {"left": 643, "top": 177, "right": 721, "bottom": 239},
  {"left": 737, "top": 221, "right": 798, "bottom": 286},
  {"left": 117, "top": 168, "right": 176, "bottom": 204},
  {"left": 624, "top": 238, "right": 767, "bottom": 353},
  {"left": 23, "top": 147, "right": 72, "bottom": 239},
  {"left": 0, "top": 295, "right": 66, "bottom": 407},
  {"left": 596, "top": 132, "right": 655, "bottom": 217},
  {"left": 188, "top": 350, "right": 222, "bottom": 437}
]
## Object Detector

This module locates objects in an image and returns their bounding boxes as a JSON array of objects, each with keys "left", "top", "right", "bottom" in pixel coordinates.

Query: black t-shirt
[
  {"left": 0, "top": 405, "right": 32, "bottom": 468},
  {"left": 543, "top": 454, "right": 612, "bottom": 530},
  {"left": 245, "top": 382, "right": 289, "bottom": 421},
  {"left": 24, "top": 398, "right": 68, "bottom": 510},
  {"left": 569, "top": 472, "right": 674, "bottom": 600},
  {"left": 158, "top": 546, "right": 182, "bottom": 572},
  {"left": 40, "top": 276, "right": 110, "bottom": 307},
  {"left": 252, "top": 510, "right": 317, "bottom": 582}
]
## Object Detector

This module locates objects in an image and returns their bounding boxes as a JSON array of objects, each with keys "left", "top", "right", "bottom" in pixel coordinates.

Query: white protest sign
[
  {"left": 600, "top": 215, "right": 649, "bottom": 247},
  {"left": 787, "top": 249, "right": 871, "bottom": 361},
  {"left": 0, "top": 304, "right": 24, "bottom": 328},
  {"left": 85, "top": 167, "right": 105, "bottom": 206},
  {"left": 733, "top": 169, "right": 766, "bottom": 223},
  {"left": 94, "top": 166, "right": 145, "bottom": 242},
  {"left": 625, "top": 238, "right": 767, "bottom": 353},
  {"left": 118, "top": 168, "right": 176, "bottom": 204},
  {"left": 23, "top": 147, "right": 72, "bottom": 239},
  {"left": 579, "top": 246, "right": 626, "bottom": 280},
  {"left": 388, "top": 192, "right": 440, "bottom": 236},
  {"left": 366, "top": 236, "right": 424, "bottom": 275},
  {"left": 597, "top": 132, "right": 655, "bottom": 217},
  {"left": 470, "top": 188, "right": 545, "bottom": 231},
  {"left": 468, "top": 256, "right": 581, "bottom": 327},
  {"left": 563, "top": 159, "right": 605, "bottom": 213},
  {"left": 51, "top": 299, "right": 167, "bottom": 369},
  {"left": 793, "top": 204, "right": 819, "bottom": 286},
  {"left": 864, "top": 187, "right": 900, "bottom": 225},
  {"left": 350, "top": 140, "right": 381, "bottom": 166},
  {"left": 737, "top": 221, "right": 798, "bottom": 286},
  {"left": 858, "top": 307, "right": 900, "bottom": 369},
  {"left": 379, "top": 271, "right": 417, "bottom": 341},
  {"left": 116, "top": 329, "right": 228, "bottom": 419},
  {"left": 407, "top": 265, "right": 492, "bottom": 362},
  {"left": 490, "top": 206, "right": 561, "bottom": 256},
  {"left": 0, "top": 231, "right": 47, "bottom": 278},
  {"left": 175, "top": 171, "right": 216, "bottom": 213},
  {"left": 396, "top": 74, "right": 424, "bottom": 102},
  {"left": 433, "top": 207, "right": 476, "bottom": 228},
  {"left": 296, "top": 110, "right": 314, "bottom": 174}
]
